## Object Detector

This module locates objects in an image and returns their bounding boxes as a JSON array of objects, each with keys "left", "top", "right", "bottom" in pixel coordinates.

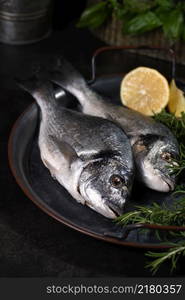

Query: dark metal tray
[{"left": 8, "top": 74, "right": 185, "bottom": 249}]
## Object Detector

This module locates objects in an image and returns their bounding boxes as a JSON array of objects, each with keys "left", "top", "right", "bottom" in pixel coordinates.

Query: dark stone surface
[{"left": 0, "top": 20, "right": 185, "bottom": 278}]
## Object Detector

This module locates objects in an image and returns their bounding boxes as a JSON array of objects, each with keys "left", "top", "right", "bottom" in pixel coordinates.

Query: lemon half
[{"left": 120, "top": 67, "right": 170, "bottom": 116}]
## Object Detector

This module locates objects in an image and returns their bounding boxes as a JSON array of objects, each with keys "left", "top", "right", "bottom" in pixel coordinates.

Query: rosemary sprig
[
  {"left": 146, "top": 239, "right": 185, "bottom": 274},
  {"left": 153, "top": 110, "right": 185, "bottom": 143},
  {"left": 116, "top": 203, "right": 185, "bottom": 226},
  {"left": 116, "top": 199, "right": 185, "bottom": 227},
  {"left": 173, "top": 184, "right": 185, "bottom": 195},
  {"left": 172, "top": 143, "right": 185, "bottom": 176},
  {"left": 154, "top": 110, "right": 185, "bottom": 176},
  {"left": 116, "top": 200, "right": 185, "bottom": 274}
]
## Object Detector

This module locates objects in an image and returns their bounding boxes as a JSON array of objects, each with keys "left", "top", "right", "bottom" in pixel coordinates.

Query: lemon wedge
[
  {"left": 168, "top": 79, "right": 185, "bottom": 118},
  {"left": 120, "top": 67, "right": 170, "bottom": 116}
]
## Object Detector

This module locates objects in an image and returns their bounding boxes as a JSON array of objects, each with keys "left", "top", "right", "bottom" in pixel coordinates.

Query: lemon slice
[
  {"left": 120, "top": 67, "right": 170, "bottom": 116},
  {"left": 168, "top": 79, "right": 185, "bottom": 118}
]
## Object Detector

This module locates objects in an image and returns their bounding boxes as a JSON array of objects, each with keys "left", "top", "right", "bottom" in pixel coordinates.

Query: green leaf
[
  {"left": 155, "top": 6, "right": 171, "bottom": 23},
  {"left": 161, "top": 8, "right": 184, "bottom": 40},
  {"left": 123, "top": 0, "right": 155, "bottom": 14},
  {"left": 181, "top": 26, "right": 185, "bottom": 42},
  {"left": 108, "top": 0, "right": 128, "bottom": 19},
  {"left": 122, "top": 11, "right": 162, "bottom": 35},
  {"left": 77, "top": 2, "right": 111, "bottom": 29},
  {"left": 155, "top": 0, "right": 174, "bottom": 9}
]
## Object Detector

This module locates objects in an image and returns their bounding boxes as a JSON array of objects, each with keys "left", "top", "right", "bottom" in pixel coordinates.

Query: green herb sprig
[
  {"left": 153, "top": 110, "right": 185, "bottom": 143},
  {"left": 154, "top": 110, "right": 185, "bottom": 176},
  {"left": 116, "top": 198, "right": 185, "bottom": 274},
  {"left": 77, "top": 0, "right": 185, "bottom": 42},
  {"left": 116, "top": 199, "right": 185, "bottom": 227},
  {"left": 146, "top": 239, "right": 185, "bottom": 274}
]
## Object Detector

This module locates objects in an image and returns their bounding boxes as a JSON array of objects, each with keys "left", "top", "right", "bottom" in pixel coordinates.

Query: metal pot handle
[
  {"left": 104, "top": 222, "right": 185, "bottom": 241},
  {"left": 90, "top": 45, "right": 176, "bottom": 84}
]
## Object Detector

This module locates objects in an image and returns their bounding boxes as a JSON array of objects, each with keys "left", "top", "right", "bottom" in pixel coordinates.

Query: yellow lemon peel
[{"left": 168, "top": 79, "right": 185, "bottom": 118}]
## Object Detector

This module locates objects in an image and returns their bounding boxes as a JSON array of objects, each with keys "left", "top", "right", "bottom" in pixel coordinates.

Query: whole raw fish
[{"left": 18, "top": 75, "right": 134, "bottom": 218}]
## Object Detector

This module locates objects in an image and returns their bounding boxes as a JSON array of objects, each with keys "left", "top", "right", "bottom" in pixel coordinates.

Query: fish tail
[
  {"left": 16, "top": 74, "right": 55, "bottom": 108},
  {"left": 16, "top": 74, "right": 42, "bottom": 95},
  {"left": 50, "top": 56, "right": 88, "bottom": 99}
]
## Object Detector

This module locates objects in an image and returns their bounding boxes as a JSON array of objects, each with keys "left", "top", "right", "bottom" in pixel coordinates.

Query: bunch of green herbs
[
  {"left": 116, "top": 197, "right": 185, "bottom": 227},
  {"left": 77, "top": 0, "right": 185, "bottom": 42}
]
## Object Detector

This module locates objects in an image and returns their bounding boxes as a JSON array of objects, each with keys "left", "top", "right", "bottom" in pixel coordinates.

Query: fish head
[
  {"left": 133, "top": 134, "right": 179, "bottom": 192},
  {"left": 78, "top": 158, "right": 134, "bottom": 219}
]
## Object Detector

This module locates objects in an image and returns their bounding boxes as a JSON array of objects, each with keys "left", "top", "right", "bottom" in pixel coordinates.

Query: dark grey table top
[{"left": 0, "top": 22, "right": 185, "bottom": 278}]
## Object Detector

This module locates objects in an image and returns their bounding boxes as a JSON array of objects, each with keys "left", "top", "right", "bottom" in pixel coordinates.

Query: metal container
[{"left": 0, "top": 0, "right": 52, "bottom": 45}]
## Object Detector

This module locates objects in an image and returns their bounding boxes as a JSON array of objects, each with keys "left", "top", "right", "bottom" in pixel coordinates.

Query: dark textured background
[{"left": 0, "top": 0, "right": 185, "bottom": 277}]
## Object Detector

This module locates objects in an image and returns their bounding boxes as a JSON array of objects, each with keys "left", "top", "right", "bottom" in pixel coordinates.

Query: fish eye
[
  {"left": 110, "top": 175, "right": 125, "bottom": 188},
  {"left": 160, "top": 152, "right": 172, "bottom": 162}
]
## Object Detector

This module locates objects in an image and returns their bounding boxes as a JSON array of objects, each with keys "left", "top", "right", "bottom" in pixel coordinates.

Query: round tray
[{"left": 8, "top": 75, "right": 184, "bottom": 249}]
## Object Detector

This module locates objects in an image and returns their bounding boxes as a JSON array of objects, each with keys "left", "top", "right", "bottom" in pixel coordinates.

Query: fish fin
[
  {"left": 49, "top": 135, "right": 80, "bottom": 166},
  {"left": 50, "top": 56, "right": 87, "bottom": 95}
]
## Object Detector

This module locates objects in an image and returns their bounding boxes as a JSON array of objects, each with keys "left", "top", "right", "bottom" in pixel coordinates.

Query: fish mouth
[
  {"left": 106, "top": 202, "right": 124, "bottom": 217},
  {"left": 160, "top": 174, "right": 175, "bottom": 192},
  {"left": 87, "top": 201, "right": 117, "bottom": 219},
  {"left": 85, "top": 194, "right": 124, "bottom": 219},
  {"left": 79, "top": 183, "right": 118, "bottom": 219},
  {"left": 142, "top": 160, "right": 176, "bottom": 192}
]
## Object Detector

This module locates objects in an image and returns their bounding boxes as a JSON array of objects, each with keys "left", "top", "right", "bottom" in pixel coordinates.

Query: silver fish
[
  {"left": 18, "top": 76, "right": 134, "bottom": 219},
  {"left": 51, "top": 57, "right": 179, "bottom": 192}
]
